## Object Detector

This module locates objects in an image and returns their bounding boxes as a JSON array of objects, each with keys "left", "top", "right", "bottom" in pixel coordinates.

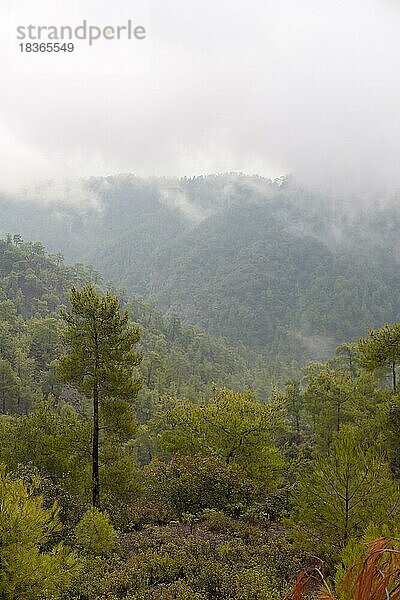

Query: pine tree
[
  {"left": 281, "top": 379, "right": 304, "bottom": 440},
  {"left": 75, "top": 507, "right": 116, "bottom": 555},
  {"left": 358, "top": 323, "right": 400, "bottom": 391},
  {"left": 0, "top": 358, "right": 20, "bottom": 414},
  {"left": 58, "top": 285, "right": 142, "bottom": 508},
  {"left": 0, "top": 466, "right": 77, "bottom": 599},
  {"left": 287, "top": 426, "right": 400, "bottom": 557}
]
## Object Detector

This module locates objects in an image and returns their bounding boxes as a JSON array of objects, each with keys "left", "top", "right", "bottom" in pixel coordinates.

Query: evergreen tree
[
  {"left": 304, "top": 364, "right": 378, "bottom": 448},
  {"left": 281, "top": 379, "right": 304, "bottom": 440},
  {"left": 287, "top": 426, "right": 400, "bottom": 557},
  {"left": 75, "top": 507, "right": 116, "bottom": 556},
  {"left": 358, "top": 324, "right": 400, "bottom": 391},
  {"left": 0, "top": 466, "right": 77, "bottom": 599},
  {"left": 58, "top": 285, "right": 142, "bottom": 508},
  {"left": 0, "top": 358, "right": 20, "bottom": 414}
]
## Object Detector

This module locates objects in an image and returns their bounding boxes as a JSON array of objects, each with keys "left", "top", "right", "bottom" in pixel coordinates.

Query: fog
[{"left": 1, "top": 0, "right": 400, "bottom": 199}]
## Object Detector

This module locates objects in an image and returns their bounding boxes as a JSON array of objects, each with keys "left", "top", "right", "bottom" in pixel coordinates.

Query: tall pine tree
[{"left": 58, "top": 285, "right": 142, "bottom": 508}]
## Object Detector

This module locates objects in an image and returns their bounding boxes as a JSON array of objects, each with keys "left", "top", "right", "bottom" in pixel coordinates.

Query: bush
[
  {"left": 144, "top": 454, "right": 259, "bottom": 517},
  {"left": 127, "top": 580, "right": 207, "bottom": 599},
  {"left": 203, "top": 510, "right": 262, "bottom": 544},
  {"left": 0, "top": 465, "right": 77, "bottom": 599},
  {"left": 124, "top": 497, "right": 176, "bottom": 527},
  {"left": 225, "top": 567, "right": 283, "bottom": 599},
  {"left": 75, "top": 507, "right": 117, "bottom": 555},
  {"left": 71, "top": 516, "right": 302, "bottom": 599}
]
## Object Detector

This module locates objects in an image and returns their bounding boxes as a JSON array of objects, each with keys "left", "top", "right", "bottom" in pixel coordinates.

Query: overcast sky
[{"left": 1, "top": 0, "right": 400, "bottom": 196}]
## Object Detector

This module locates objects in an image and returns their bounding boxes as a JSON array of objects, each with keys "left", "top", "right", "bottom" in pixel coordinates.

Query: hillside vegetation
[
  {"left": 1, "top": 174, "right": 400, "bottom": 368},
  {"left": 2, "top": 235, "right": 400, "bottom": 598}
]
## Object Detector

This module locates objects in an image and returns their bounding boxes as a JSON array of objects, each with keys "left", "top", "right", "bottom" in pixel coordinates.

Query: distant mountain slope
[
  {"left": 0, "top": 236, "right": 274, "bottom": 411},
  {"left": 1, "top": 173, "right": 400, "bottom": 364}
]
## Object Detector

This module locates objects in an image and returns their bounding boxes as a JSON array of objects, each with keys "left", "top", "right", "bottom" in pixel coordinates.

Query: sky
[{"left": 1, "top": 0, "right": 400, "bottom": 197}]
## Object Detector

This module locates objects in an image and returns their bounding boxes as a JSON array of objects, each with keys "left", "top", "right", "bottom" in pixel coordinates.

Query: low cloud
[{"left": 1, "top": 0, "right": 400, "bottom": 201}]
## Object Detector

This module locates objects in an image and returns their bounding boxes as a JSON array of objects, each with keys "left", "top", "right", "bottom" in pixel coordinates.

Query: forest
[
  {"left": 2, "top": 234, "right": 400, "bottom": 599},
  {"left": 2, "top": 174, "right": 400, "bottom": 372}
]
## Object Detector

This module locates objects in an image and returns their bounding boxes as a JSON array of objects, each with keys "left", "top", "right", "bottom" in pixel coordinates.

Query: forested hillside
[
  {"left": 1, "top": 174, "right": 400, "bottom": 367},
  {"left": 0, "top": 235, "right": 275, "bottom": 418},
  {"left": 2, "top": 235, "right": 400, "bottom": 598}
]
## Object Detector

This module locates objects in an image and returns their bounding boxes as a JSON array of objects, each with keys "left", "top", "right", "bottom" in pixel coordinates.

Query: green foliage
[
  {"left": 0, "top": 400, "right": 142, "bottom": 519},
  {"left": 58, "top": 285, "right": 142, "bottom": 401},
  {"left": 304, "top": 364, "right": 380, "bottom": 448},
  {"left": 4, "top": 233, "right": 400, "bottom": 595},
  {"left": 144, "top": 454, "right": 259, "bottom": 517},
  {"left": 282, "top": 379, "right": 305, "bottom": 440},
  {"left": 358, "top": 323, "right": 400, "bottom": 390},
  {"left": 71, "top": 521, "right": 298, "bottom": 599},
  {"left": 127, "top": 580, "right": 207, "bottom": 599},
  {"left": 334, "top": 342, "right": 361, "bottom": 376},
  {"left": 203, "top": 510, "right": 262, "bottom": 543},
  {"left": 383, "top": 396, "right": 400, "bottom": 476},
  {"left": 5, "top": 174, "right": 400, "bottom": 372},
  {"left": 287, "top": 426, "right": 400, "bottom": 558},
  {"left": 0, "top": 235, "right": 275, "bottom": 408},
  {"left": 58, "top": 285, "right": 142, "bottom": 507},
  {"left": 75, "top": 507, "right": 117, "bottom": 555},
  {"left": 0, "top": 400, "right": 91, "bottom": 499},
  {"left": 149, "top": 387, "right": 285, "bottom": 484},
  {"left": 0, "top": 236, "right": 98, "bottom": 414},
  {"left": 0, "top": 358, "right": 21, "bottom": 413},
  {"left": 0, "top": 465, "right": 77, "bottom": 599}
]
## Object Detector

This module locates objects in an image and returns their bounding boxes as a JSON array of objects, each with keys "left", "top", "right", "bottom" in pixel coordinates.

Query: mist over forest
[
  {"left": 2, "top": 172, "right": 400, "bottom": 371},
  {"left": 3, "top": 0, "right": 400, "bottom": 598}
]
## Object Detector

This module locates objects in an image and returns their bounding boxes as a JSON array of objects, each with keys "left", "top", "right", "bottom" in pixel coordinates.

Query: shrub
[
  {"left": 75, "top": 507, "right": 117, "bottom": 555},
  {"left": 0, "top": 465, "right": 77, "bottom": 599},
  {"left": 144, "top": 454, "right": 259, "bottom": 517},
  {"left": 126, "top": 580, "right": 207, "bottom": 599},
  {"left": 203, "top": 510, "right": 262, "bottom": 544}
]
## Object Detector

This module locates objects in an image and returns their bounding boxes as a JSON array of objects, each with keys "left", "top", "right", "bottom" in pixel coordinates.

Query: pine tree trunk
[
  {"left": 393, "top": 361, "right": 397, "bottom": 392},
  {"left": 92, "top": 381, "right": 100, "bottom": 508}
]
